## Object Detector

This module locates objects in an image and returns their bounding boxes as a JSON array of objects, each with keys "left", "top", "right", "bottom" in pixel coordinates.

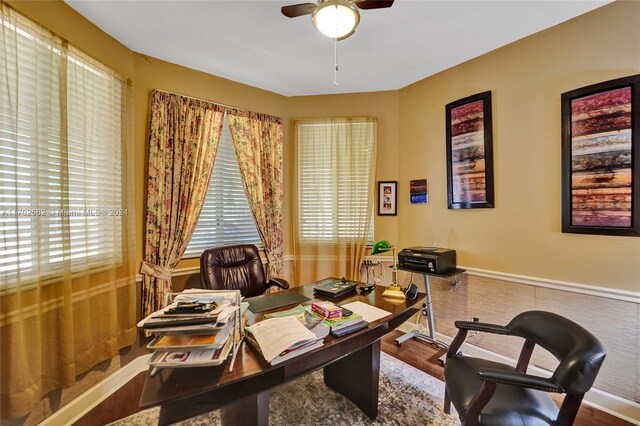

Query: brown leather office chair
[
  {"left": 200, "top": 244, "right": 289, "bottom": 298},
  {"left": 443, "top": 310, "right": 606, "bottom": 426}
]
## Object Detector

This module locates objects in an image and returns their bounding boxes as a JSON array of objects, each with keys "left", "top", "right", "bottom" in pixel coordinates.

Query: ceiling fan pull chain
[{"left": 333, "top": 37, "right": 339, "bottom": 86}]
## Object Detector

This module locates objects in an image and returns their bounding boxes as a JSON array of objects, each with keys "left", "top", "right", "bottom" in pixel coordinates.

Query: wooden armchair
[{"left": 443, "top": 311, "right": 606, "bottom": 426}]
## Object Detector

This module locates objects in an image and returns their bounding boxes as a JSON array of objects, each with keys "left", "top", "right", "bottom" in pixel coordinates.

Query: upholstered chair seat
[
  {"left": 445, "top": 356, "right": 559, "bottom": 426},
  {"left": 200, "top": 244, "right": 289, "bottom": 297}
]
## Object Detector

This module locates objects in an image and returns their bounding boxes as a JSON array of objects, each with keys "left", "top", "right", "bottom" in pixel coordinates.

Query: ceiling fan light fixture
[{"left": 312, "top": 1, "right": 360, "bottom": 39}]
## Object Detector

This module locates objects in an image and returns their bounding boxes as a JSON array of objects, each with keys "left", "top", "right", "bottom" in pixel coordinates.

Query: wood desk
[{"left": 139, "top": 282, "right": 420, "bottom": 425}]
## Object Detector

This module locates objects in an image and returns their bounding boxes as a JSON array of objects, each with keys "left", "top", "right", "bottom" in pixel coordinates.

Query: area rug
[{"left": 111, "top": 352, "right": 459, "bottom": 425}]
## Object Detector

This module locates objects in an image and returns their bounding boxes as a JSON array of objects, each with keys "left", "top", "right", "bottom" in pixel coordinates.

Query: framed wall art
[
  {"left": 378, "top": 181, "right": 397, "bottom": 216},
  {"left": 410, "top": 179, "right": 428, "bottom": 204},
  {"left": 562, "top": 74, "right": 640, "bottom": 236},
  {"left": 445, "top": 91, "right": 495, "bottom": 209}
]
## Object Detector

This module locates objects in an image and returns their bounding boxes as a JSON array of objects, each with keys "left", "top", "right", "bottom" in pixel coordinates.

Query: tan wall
[
  {"left": 286, "top": 92, "right": 401, "bottom": 250},
  {"left": 398, "top": 0, "right": 640, "bottom": 292},
  {"left": 3, "top": 0, "right": 639, "bottom": 421}
]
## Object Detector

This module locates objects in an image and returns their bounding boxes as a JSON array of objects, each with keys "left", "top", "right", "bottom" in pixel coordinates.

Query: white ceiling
[{"left": 65, "top": 0, "right": 611, "bottom": 97}]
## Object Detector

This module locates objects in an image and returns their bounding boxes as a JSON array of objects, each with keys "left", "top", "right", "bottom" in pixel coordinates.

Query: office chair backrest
[
  {"left": 507, "top": 310, "right": 606, "bottom": 394},
  {"left": 200, "top": 244, "right": 267, "bottom": 297}
]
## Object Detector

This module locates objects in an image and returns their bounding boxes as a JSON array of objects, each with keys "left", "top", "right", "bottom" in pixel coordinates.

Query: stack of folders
[
  {"left": 137, "top": 289, "right": 240, "bottom": 369},
  {"left": 245, "top": 317, "right": 325, "bottom": 365}
]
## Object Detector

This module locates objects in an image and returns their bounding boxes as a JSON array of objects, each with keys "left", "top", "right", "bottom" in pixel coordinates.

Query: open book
[
  {"left": 245, "top": 317, "right": 324, "bottom": 365},
  {"left": 264, "top": 305, "right": 330, "bottom": 338}
]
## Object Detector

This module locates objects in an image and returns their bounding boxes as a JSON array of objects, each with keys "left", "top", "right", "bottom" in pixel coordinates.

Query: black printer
[{"left": 398, "top": 247, "right": 457, "bottom": 275}]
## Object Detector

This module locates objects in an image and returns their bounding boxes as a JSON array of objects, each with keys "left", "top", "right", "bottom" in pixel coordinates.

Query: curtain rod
[{"left": 152, "top": 88, "right": 243, "bottom": 111}]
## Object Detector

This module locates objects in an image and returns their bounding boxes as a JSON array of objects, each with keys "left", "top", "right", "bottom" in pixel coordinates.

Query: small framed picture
[
  {"left": 410, "top": 179, "right": 428, "bottom": 204},
  {"left": 378, "top": 181, "right": 397, "bottom": 216}
]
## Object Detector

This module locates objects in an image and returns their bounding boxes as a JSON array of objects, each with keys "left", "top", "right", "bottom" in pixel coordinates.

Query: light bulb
[{"left": 313, "top": 2, "right": 359, "bottom": 39}]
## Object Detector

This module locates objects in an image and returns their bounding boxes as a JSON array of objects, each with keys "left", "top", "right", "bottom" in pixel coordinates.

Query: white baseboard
[
  {"left": 396, "top": 322, "right": 640, "bottom": 424},
  {"left": 41, "top": 354, "right": 151, "bottom": 426}
]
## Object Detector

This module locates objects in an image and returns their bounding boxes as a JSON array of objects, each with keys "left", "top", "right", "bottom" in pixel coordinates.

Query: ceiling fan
[{"left": 281, "top": 0, "right": 394, "bottom": 40}]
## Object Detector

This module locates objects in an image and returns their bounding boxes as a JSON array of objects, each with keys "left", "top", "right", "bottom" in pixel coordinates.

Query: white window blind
[
  {"left": 0, "top": 16, "right": 124, "bottom": 284},
  {"left": 184, "top": 119, "right": 261, "bottom": 257},
  {"left": 297, "top": 120, "right": 375, "bottom": 242}
]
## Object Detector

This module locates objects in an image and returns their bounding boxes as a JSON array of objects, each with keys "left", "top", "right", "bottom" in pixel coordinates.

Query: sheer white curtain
[
  {"left": 293, "top": 118, "right": 377, "bottom": 285},
  {"left": 0, "top": 4, "right": 136, "bottom": 418}
]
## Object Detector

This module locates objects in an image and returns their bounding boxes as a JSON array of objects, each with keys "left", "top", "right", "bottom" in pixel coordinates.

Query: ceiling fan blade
[
  {"left": 281, "top": 3, "right": 317, "bottom": 18},
  {"left": 355, "top": 0, "right": 394, "bottom": 10}
]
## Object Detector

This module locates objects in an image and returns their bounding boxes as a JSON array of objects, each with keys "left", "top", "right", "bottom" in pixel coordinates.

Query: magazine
[
  {"left": 147, "top": 322, "right": 232, "bottom": 351},
  {"left": 148, "top": 337, "right": 232, "bottom": 368}
]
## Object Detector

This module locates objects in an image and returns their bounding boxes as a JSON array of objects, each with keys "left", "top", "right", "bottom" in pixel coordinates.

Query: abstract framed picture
[
  {"left": 378, "top": 181, "right": 397, "bottom": 216},
  {"left": 410, "top": 179, "right": 428, "bottom": 204},
  {"left": 445, "top": 91, "right": 495, "bottom": 209},
  {"left": 561, "top": 74, "right": 640, "bottom": 236}
]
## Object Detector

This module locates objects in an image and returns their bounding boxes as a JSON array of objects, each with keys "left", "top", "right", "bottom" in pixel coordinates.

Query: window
[
  {"left": 296, "top": 119, "right": 376, "bottom": 242},
  {"left": 184, "top": 118, "right": 261, "bottom": 257},
  {"left": 0, "top": 17, "right": 125, "bottom": 284}
]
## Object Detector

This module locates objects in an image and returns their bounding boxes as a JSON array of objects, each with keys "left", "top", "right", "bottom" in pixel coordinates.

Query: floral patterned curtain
[
  {"left": 226, "top": 110, "right": 285, "bottom": 281},
  {"left": 141, "top": 90, "right": 225, "bottom": 317}
]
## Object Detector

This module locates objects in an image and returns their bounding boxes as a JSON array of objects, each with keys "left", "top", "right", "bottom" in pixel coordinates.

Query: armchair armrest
[
  {"left": 477, "top": 368, "right": 564, "bottom": 393},
  {"left": 266, "top": 277, "right": 290, "bottom": 290},
  {"left": 447, "top": 321, "right": 510, "bottom": 360},
  {"left": 454, "top": 321, "right": 510, "bottom": 335}
]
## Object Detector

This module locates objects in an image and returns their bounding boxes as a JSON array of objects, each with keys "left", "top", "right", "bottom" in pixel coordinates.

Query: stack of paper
[{"left": 138, "top": 290, "right": 241, "bottom": 369}]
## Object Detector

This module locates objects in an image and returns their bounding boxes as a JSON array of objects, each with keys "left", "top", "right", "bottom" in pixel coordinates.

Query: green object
[
  {"left": 371, "top": 240, "right": 392, "bottom": 254},
  {"left": 263, "top": 305, "right": 306, "bottom": 319}
]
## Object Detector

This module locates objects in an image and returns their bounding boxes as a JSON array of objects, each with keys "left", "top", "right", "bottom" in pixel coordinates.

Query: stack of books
[
  {"left": 137, "top": 289, "right": 241, "bottom": 370},
  {"left": 321, "top": 310, "right": 368, "bottom": 337}
]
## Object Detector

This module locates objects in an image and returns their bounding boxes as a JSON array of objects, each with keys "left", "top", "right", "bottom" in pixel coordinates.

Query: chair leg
[{"left": 443, "top": 388, "right": 451, "bottom": 414}]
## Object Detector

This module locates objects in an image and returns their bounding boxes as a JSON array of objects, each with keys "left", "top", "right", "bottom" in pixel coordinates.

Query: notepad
[{"left": 340, "top": 301, "right": 391, "bottom": 323}]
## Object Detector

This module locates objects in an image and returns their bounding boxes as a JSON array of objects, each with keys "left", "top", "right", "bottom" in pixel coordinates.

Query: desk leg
[
  {"left": 221, "top": 391, "right": 269, "bottom": 426},
  {"left": 323, "top": 339, "right": 380, "bottom": 419},
  {"left": 394, "top": 274, "right": 449, "bottom": 352}
]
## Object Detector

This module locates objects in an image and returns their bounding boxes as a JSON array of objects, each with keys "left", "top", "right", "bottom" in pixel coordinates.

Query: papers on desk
[
  {"left": 340, "top": 301, "right": 391, "bottom": 323},
  {"left": 264, "top": 305, "right": 330, "bottom": 338},
  {"left": 139, "top": 289, "right": 243, "bottom": 373},
  {"left": 246, "top": 317, "right": 324, "bottom": 365},
  {"left": 148, "top": 337, "right": 233, "bottom": 368},
  {"left": 147, "top": 322, "right": 233, "bottom": 351},
  {"left": 137, "top": 289, "right": 239, "bottom": 331}
]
